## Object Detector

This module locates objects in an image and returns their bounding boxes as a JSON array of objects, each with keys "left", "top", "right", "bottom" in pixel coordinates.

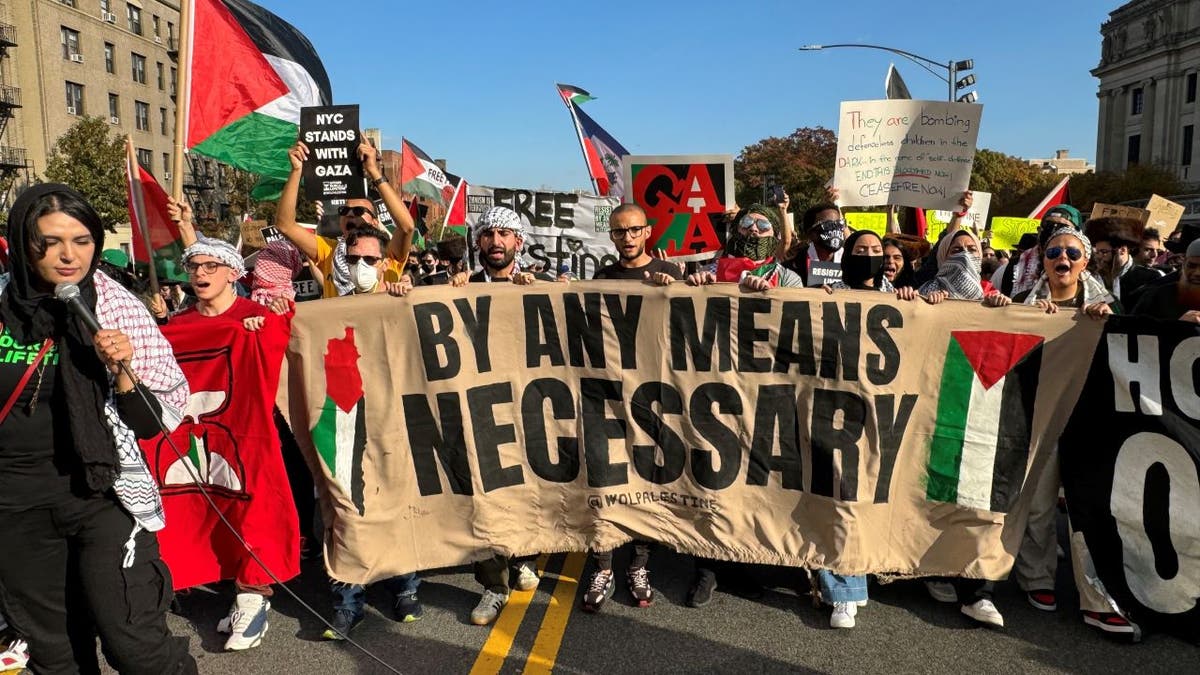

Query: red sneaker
[
  {"left": 1083, "top": 610, "right": 1134, "bottom": 634},
  {"left": 1027, "top": 590, "right": 1057, "bottom": 612}
]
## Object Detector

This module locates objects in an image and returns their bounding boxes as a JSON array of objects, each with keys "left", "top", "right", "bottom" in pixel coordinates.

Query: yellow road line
[
  {"left": 522, "top": 552, "right": 587, "bottom": 675},
  {"left": 469, "top": 554, "right": 549, "bottom": 675}
]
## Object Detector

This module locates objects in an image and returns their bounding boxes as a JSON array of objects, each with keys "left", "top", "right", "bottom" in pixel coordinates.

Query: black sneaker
[
  {"left": 582, "top": 569, "right": 615, "bottom": 613},
  {"left": 627, "top": 566, "right": 654, "bottom": 608},
  {"left": 687, "top": 571, "right": 717, "bottom": 608},
  {"left": 322, "top": 609, "right": 364, "bottom": 640},
  {"left": 394, "top": 593, "right": 423, "bottom": 623}
]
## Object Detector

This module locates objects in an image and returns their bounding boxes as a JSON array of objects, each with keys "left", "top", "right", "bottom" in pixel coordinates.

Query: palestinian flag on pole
[
  {"left": 401, "top": 139, "right": 455, "bottom": 206},
  {"left": 926, "top": 330, "right": 1043, "bottom": 513},
  {"left": 1027, "top": 176, "right": 1071, "bottom": 220},
  {"left": 125, "top": 139, "right": 184, "bottom": 280},
  {"left": 557, "top": 83, "right": 596, "bottom": 106},
  {"left": 185, "top": 0, "right": 331, "bottom": 199},
  {"left": 311, "top": 328, "right": 366, "bottom": 516},
  {"left": 442, "top": 175, "right": 468, "bottom": 237}
]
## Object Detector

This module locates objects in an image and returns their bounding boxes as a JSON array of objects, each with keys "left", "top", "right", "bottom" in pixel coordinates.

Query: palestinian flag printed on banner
[
  {"left": 311, "top": 328, "right": 367, "bottom": 515},
  {"left": 186, "top": 0, "right": 332, "bottom": 199},
  {"left": 401, "top": 139, "right": 455, "bottom": 206},
  {"left": 926, "top": 330, "right": 1043, "bottom": 513}
]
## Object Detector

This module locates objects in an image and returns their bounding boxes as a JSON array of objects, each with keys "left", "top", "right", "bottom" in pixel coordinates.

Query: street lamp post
[{"left": 798, "top": 43, "right": 977, "bottom": 102}]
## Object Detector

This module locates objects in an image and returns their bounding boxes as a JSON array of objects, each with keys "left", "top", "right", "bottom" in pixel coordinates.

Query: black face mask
[
  {"left": 841, "top": 254, "right": 884, "bottom": 289},
  {"left": 811, "top": 219, "right": 846, "bottom": 251},
  {"left": 726, "top": 232, "right": 777, "bottom": 260}
]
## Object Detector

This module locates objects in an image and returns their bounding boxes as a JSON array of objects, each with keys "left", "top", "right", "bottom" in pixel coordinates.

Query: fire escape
[{"left": 0, "top": 18, "right": 31, "bottom": 204}]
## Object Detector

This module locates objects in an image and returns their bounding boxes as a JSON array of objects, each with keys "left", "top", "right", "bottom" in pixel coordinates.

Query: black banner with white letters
[
  {"left": 1060, "top": 316, "right": 1200, "bottom": 640},
  {"left": 300, "top": 105, "right": 364, "bottom": 201}
]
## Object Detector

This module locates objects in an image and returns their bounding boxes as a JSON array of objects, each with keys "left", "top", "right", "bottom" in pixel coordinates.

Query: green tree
[
  {"left": 1067, "top": 163, "right": 1186, "bottom": 213},
  {"left": 968, "top": 149, "right": 1060, "bottom": 218},
  {"left": 735, "top": 127, "right": 837, "bottom": 209},
  {"left": 43, "top": 116, "right": 126, "bottom": 232}
]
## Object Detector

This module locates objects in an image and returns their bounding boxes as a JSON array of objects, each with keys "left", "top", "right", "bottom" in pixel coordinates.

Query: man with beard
[
  {"left": 1133, "top": 238, "right": 1200, "bottom": 322},
  {"left": 1087, "top": 217, "right": 1161, "bottom": 307},
  {"left": 274, "top": 138, "right": 414, "bottom": 297},
  {"left": 450, "top": 207, "right": 547, "bottom": 286},
  {"left": 591, "top": 204, "right": 682, "bottom": 283}
]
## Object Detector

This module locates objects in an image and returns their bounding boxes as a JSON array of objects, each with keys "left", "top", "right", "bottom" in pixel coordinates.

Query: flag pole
[
  {"left": 555, "top": 83, "right": 601, "bottom": 196},
  {"left": 171, "top": 0, "right": 194, "bottom": 203},
  {"left": 127, "top": 137, "right": 161, "bottom": 295}
]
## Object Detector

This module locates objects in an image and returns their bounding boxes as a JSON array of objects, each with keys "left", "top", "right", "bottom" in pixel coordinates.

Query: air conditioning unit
[
  {"left": 66, "top": 106, "right": 77, "bottom": 115},
  {"left": 109, "top": 116, "right": 120, "bottom": 124},
  {"left": 154, "top": 36, "right": 162, "bottom": 44},
  {"left": 69, "top": 53, "right": 84, "bottom": 63},
  {"left": 103, "top": 12, "right": 116, "bottom": 23}
]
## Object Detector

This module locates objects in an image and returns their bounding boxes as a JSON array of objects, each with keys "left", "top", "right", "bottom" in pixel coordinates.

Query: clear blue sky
[{"left": 256, "top": 0, "right": 1113, "bottom": 192}]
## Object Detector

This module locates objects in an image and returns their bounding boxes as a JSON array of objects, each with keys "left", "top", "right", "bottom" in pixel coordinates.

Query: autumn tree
[
  {"left": 1067, "top": 163, "right": 1186, "bottom": 213},
  {"left": 735, "top": 127, "right": 837, "bottom": 209},
  {"left": 968, "top": 149, "right": 1060, "bottom": 218},
  {"left": 43, "top": 116, "right": 126, "bottom": 232}
]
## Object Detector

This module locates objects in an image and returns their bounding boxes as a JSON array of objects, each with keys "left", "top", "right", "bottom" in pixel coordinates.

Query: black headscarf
[
  {"left": 840, "top": 230, "right": 887, "bottom": 289},
  {"left": 0, "top": 183, "right": 118, "bottom": 492}
]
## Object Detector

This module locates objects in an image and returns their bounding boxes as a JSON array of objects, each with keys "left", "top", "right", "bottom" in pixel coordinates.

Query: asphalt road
[{"left": 90, "top": 532, "right": 1196, "bottom": 675}]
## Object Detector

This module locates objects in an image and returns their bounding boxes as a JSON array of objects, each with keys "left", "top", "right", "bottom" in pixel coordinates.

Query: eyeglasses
[
  {"left": 738, "top": 215, "right": 773, "bottom": 232},
  {"left": 338, "top": 205, "right": 376, "bottom": 218},
  {"left": 184, "top": 261, "right": 230, "bottom": 274},
  {"left": 610, "top": 225, "right": 648, "bottom": 239},
  {"left": 346, "top": 254, "right": 382, "bottom": 266},
  {"left": 1044, "top": 246, "right": 1084, "bottom": 262}
]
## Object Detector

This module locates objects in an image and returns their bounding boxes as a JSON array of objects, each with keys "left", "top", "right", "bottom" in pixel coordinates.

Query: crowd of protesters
[{"left": 2, "top": 141, "right": 1199, "bottom": 672}]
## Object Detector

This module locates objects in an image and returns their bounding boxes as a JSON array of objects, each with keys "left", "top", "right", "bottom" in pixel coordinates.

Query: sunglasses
[
  {"left": 610, "top": 225, "right": 648, "bottom": 239},
  {"left": 346, "top": 254, "right": 383, "bottom": 266},
  {"left": 184, "top": 261, "right": 230, "bottom": 274},
  {"left": 1044, "top": 246, "right": 1083, "bottom": 262},
  {"left": 738, "top": 215, "right": 773, "bottom": 232},
  {"left": 338, "top": 205, "right": 376, "bottom": 218}
]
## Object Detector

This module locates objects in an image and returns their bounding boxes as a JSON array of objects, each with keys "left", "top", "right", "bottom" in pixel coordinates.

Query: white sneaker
[
  {"left": 961, "top": 598, "right": 1004, "bottom": 628},
  {"left": 217, "top": 593, "right": 270, "bottom": 650},
  {"left": 830, "top": 602, "right": 857, "bottom": 629},
  {"left": 925, "top": 580, "right": 958, "bottom": 603},
  {"left": 471, "top": 590, "right": 509, "bottom": 626},
  {"left": 514, "top": 562, "right": 540, "bottom": 591}
]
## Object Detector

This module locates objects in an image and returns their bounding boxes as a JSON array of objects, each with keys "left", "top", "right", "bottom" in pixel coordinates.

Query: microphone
[{"left": 55, "top": 282, "right": 103, "bottom": 334}]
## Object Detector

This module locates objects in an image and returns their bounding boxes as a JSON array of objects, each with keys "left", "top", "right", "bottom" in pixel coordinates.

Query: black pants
[
  {"left": 593, "top": 542, "right": 651, "bottom": 571},
  {"left": 474, "top": 554, "right": 537, "bottom": 594},
  {"left": 0, "top": 495, "right": 195, "bottom": 675},
  {"left": 275, "top": 407, "right": 314, "bottom": 540}
]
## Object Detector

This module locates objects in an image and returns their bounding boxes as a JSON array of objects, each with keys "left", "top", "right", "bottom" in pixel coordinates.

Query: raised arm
[
  {"left": 166, "top": 196, "right": 198, "bottom": 248},
  {"left": 274, "top": 141, "right": 319, "bottom": 261},
  {"left": 358, "top": 136, "right": 415, "bottom": 266}
]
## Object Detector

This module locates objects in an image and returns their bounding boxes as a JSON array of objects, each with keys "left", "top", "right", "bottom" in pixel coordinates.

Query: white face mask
[{"left": 350, "top": 260, "right": 379, "bottom": 292}]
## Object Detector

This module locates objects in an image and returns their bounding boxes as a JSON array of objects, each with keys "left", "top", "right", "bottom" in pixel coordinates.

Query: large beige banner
[{"left": 285, "top": 283, "right": 1102, "bottom": 585}]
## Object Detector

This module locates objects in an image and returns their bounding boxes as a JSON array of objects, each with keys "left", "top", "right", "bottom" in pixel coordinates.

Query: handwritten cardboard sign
[
  {"left": 1089, "top": 202, "right": 1150, "bottom": 225},
  {"left": 300, "top": 105, "right": 364, "bottom": 201},
  {"left": 1145, "top": 194, "right": 1185, "bottom": 238},
  {"left": 833, "top": 99, "right": 982, "bottom": 212},
  {"left": 926, "top": 191, "right": 992, "bottom": 242},
  {"left": 988, "top": 217, "right": 1041, "bottom": 251},
  {"left": 843, "top": 211, "right": 888, "bottom": 236}
]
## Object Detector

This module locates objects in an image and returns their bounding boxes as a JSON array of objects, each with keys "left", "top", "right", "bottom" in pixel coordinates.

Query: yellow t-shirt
[{"left": 314, "top": 235, "right": 406, "bottom": 298}]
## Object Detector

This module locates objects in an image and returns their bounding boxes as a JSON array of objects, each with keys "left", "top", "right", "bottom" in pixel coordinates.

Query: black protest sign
[
  {"left": 300, "top": 105, "right": 364, "bottom": 201},
  {"left": 261, "top": 225, "right": 284, "bottom": 244},
  {"left": 292, "top": 265, "right": 322, "bottom": 302},
  {"left": 375, "top": 199, "right": 395, "bottom": 233},
  {"left": 807, "top": 261, "right": 843, "bottom": 287},
  {"left": 1060, "top": 316, "right": 1200, "bottom": 639}
]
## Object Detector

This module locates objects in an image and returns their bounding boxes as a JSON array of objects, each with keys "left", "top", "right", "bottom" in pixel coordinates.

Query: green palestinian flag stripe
[
  {"left": 927, "top": 340, "right": 973, "bottom": 502},
  {"left": 192, "top": 112, "right": 296, "bottom": 199},
  {"left": 312, "top": 396, "right": 339, "bottom": 478},
  {"left": 310, "top": 395, "right": 367, "bottom": 515}
]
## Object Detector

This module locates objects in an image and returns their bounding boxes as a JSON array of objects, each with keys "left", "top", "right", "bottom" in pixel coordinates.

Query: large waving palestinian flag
[
  {"left": 926, "top": 330, "right": 1043, "bottom": 513},
  {"left": 186, "top": 0, "right": 331, "bottom": 198},
  {"left": 401, "top": 139, "right": 455, "bottom": 207},
  {"left": 311, "top": 328, "right": 367, "bottom": 515}
]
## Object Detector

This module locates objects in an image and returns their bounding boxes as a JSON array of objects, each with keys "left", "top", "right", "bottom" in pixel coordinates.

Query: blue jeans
[
  {"left": 331, "top": 573, "right": 420, "bottom": 615},
  {"left": 816, "top": 571, "right": 868, "bottom": 603}
]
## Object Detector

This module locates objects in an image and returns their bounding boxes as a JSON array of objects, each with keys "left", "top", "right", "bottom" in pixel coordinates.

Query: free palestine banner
[{"left": 284, "top": 285, "right": 1101, "bottom": 586}]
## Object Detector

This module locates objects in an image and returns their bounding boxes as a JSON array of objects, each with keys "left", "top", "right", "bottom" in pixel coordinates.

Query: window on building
[
  {"left": 127, "top": 4, "right": 142, "bottom": 35},
  {"left": 156, "top": 62, "right": 164, "bottom": 90},
  {"left": 162, "top": 152, "right": 170, "bottom": 175},
  {"left": 136, "top": 148, "right": 152, "bottom": 172},
  {"left": 1184, "top": 126, "right": 1195, "bottom": 167},
  {"left": 167, "top": 21, "right": 175, "bottom": 46},
  {"left": 60, "top": 27, "right": 80, "bottom": 60},
  {"left": 131, "top": 53, "right": 146, "bottom": 84},
  {"left": 59, "top": 0, "right": 76, "bottom": 7},
  {"left": 1190, "top": 74, "right": 1198, "bottom": 104},
  {"left": 170, "top": 67, "right": 176, "bottom": 96},
  {"left": 1128, "top": 134, "right": 1142, "bottom": 166},
  {"left": 65, "top": 81, "right": 84, "bottom": 115},
  {"left": 1131, "top": 87, "right": 1144, "bottom": 115},
  {"left": 160, "top": 107, "right": 168, "bottom": 135},
  {"left": 108, "top": 93, "right": 119, "bottom": 120},
  {"left": 152, "top": 15, "right": 160, "bottom": 37},
  {"left": 135, "top": 101, "right": 149, "bottom": 131},
  {"left": 100, "top": 0, "right": 110, "bottom": 12},
  {"left": 104, "top": 42, "right": 114, "bottom": 73}
]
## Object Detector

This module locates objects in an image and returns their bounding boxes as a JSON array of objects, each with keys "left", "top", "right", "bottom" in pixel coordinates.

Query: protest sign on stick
[
  {"left": 300, "top": 105, "right": 364, "bottom": 201},
  {"left": 833, "top": 100, "right": 982, "bottom": 212},
  {"left": 1145, "top": 194, "right": 1185, "bottom": 238},
  {"left": 621, "top": 155, "right": 734, "bottom": 261}
]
